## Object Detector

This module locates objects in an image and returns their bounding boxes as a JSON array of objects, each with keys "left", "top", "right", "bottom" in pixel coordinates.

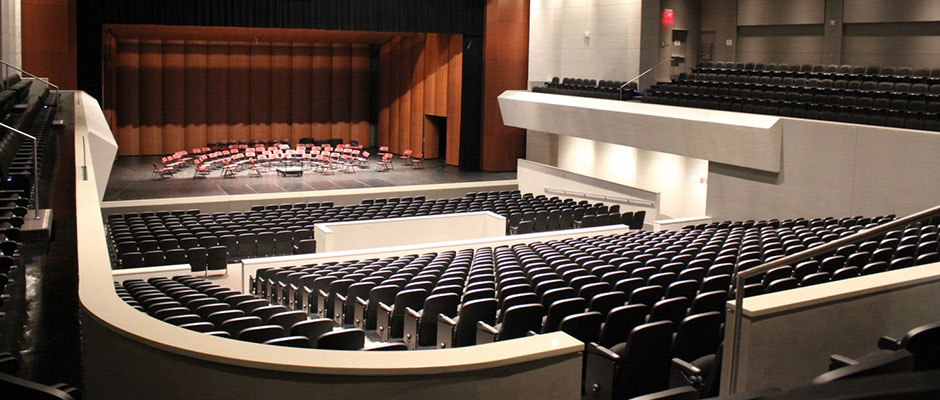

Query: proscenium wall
[
  {"left": 107, "top": 27, "right": 374, "bottom": 155},
  {"left": 528, "top": 0, "right": 643, "bottom": 83}
]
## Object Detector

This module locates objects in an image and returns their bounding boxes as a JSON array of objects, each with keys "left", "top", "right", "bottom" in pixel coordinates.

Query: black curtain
[{"left": 77, "top": 0, "right": 485, "bottom": 100}]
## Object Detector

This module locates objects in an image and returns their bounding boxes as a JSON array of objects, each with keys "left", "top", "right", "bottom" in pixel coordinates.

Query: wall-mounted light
[{"left": 662, "top": 9, "right": 674, "bottom": 25}]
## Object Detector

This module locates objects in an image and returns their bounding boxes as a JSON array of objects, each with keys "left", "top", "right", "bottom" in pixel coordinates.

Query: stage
[{"left": 104, "top": 155, "right": 516, "bottom": 201}]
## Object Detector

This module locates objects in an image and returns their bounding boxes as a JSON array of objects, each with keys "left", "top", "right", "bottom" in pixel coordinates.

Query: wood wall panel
[
  {"left": 138, "top": 40, "right": 164, "bottom": 155},
  {"left": 249, "top": 43, "right": 273, "bottom": 142},
  {"left": 228, "top": 42, "right": 251, "bottom": 143},
  {"left": 434, "top": 35, "right": 449, "bottom": 118},
  {"left": 162, "top": 40, "right": 186, "bottom": 154},
  {"left": 206, "top": 41, "right": 230, "bottom": 145},
  {"left": 377, "top": 34, "right": 463, "bottom": 161},
  {"left": 446, "top": 35, "right": 463, "bottom": 166},
  {"left": 184, "top": 41, "right": 208, "bottom": 151},
  {"left": 331, "top": 44, "right": 352, "bottom": 143},
  {"left": 388, "top": 39, "right": 402, "bottom": 154},
  {"left": 351, "top": 45, "right": 371, "bottom": 147},
  {"left": 270, "top": 43, "right": 293, "bottom": 142},
  {"left": 290, "top": 44, "right": 313, "bottom": 145},
  {"left": 410, "top": 36, "right": 426, "bottom": 157},
  {"left": 115, "top": 39, "right": 140, "bottom": 156},
  {"left": 424, "top": 34, "right": 439, "bottom": 117},
  {"left": 377, "top": 43, "right": 391, "bottom": 150},
  {"left": 398, "top": 38, "right": 413, "bottom": 153},
  {"left": 481, "top": 0, "right": 530, "bottom": 171},
  {"left": 311, "top": 44, "right": 333, "bottom": 141}
]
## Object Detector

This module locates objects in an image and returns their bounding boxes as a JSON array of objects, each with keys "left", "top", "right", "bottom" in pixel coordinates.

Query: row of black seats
[
  {"left": 0, "top": 352, "right": 82, "bottom": 399},
  {"left": 116, "top": 276, "right": 403, "bottom": 351},
  {"left": 533, "top": 77, "right": 637, "bottom": 101},
  {"left": 107, "top": 191, "right": 621, "bottom": 267},
  {"left": 644, "top": 87, "right": 940, "bottom": 131},
  {"left": 695, "top": 61, "right": 940, "bottom": 84},
  {"left": 645, "top": 61, "right": 940, "bottom": 131},
  {"left": 248, "top": 214, "right": 926, "bottom": 398}
]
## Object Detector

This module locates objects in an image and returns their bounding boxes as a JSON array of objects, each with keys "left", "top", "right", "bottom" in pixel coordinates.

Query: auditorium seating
[
  {"left": 106, "top": 191, "right": 631, "bottom": 268},
  {"left": 533, "top": 77, "right": 637, "bottom": 101},
  {"left": 643, "top": 61, "right": 940, "bottom": 131},
  {"left": 112, "top": 212, "right": 940, "bottom": 397}
]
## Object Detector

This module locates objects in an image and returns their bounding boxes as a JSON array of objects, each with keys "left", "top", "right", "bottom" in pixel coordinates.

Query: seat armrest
[
  {"left": 828, "top": 354, "right": 858, "bottom": 370},
  {"left": 353, "top": 296, "right": 368, "bottom": 328},
  {"left": 437, "top": 314, "right": 458, "bottom": 349},
  {"left": 476, "top": 320, "right": 499, "bottom": 344},
  {"left": 316, "top": 289, "right": 329, "bottom": 317},
  {"left": 333, "top": 293, "right": 347, "bottom": 325},
  {"left": 377, "top": 301, "right": 393, "bottom": 341},
  {"left": 584, "top": 342, "right": 619, "bottom": 400},
  {"left": 302, "top": 286, "right": 314, "bottom": 314},
  {"left": 288, "top": 284, "right": 300, "bottom": 309},
  {"left": 671, "top": 357, "right": 702, "bottom": 376},
  {"left": 403, "top": 306, "right": 422, "bottom": 350},
  {"left": 877, "top": 336, "right": 900, "bottom": 350},
  {"left": 526, "top": 330, "right": 538, "bottom": 337}
]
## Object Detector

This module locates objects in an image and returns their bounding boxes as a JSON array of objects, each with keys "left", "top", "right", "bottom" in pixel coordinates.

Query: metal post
[{"left": 33, "top": 139, "right": 39, "bottom": 220}]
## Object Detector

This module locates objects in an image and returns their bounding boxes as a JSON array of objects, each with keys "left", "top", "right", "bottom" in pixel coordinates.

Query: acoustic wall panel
[
  {"left": 351, "top": 45, "right": 370, "bottom": 146},
  {"left": 228, "top": 42, "right": 251, "bottom": 143},
  {"left": 411, "top": 35, "right": 426, "bottom": 157},
  {"left": 162, "top": 40, "right": 186, "bottom": 154},
  {"left": 184, "top": 41, "right": 208, "bottom": 151},
  {"left": 271, "top": 42, "right": 293, "bottom": 142},
  {"left": 290, "top": 44, "right": 313, "bottom": 145},
  {"left": 206, "top": 41, "right": 230, "bottom": 145},
  {"left": 377, "top": 42, "right": 391, "bottom": 149},
  {"left": 311, "top": 44, "right": 333, "bottom": 141},
  {"left": 388, "top": 39, "right": 402, "bottom": 154},
  {"left": 446, "top": 34, "right": 463, "bottom": 166},
  {"left": 250, "top": 43, "right": 273, "bottom": 143},
  {"left": 377, "top": 33, "right": 463, "bottom": 162},
  {"left": 138, "top": 40, "right": 164, "bottom": 155},
  {"left": 115, "top": 39, "right": 140, "bottom": 155},
  {"left": 331, "top": 44, "right": 352, "bottom": 143},
  {"left": 398, "top": 38, "right": 413, "bottom": 154}
]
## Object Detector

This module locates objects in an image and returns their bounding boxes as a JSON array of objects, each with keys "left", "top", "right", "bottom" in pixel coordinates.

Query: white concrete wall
[
  {"left": 314, "top": 212, "right": 507, "bottom": 253},
  {"left": 707, "top": 119, "right": 940, "bottom": 221},
  {"left": 525, "top": 131, "right": 708, "bottom": 219},
  {"left": 517, "top": 158, "right": 662, "bottom": 219},
  {"left": 528, "top": 0, "right": 643, "bottom": 83},
  {"left": 0, "top": 0, "right": 21, "bottom": 75}
]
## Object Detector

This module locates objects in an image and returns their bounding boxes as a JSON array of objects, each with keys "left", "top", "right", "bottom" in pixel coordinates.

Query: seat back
[
  {"left": 672, "top": 311, "right": 723, "bottom": 362},
  {"left": 316, "top": 328, "right": 365, "bottom": 350},
  {"left": 454, "top": 298, "right": 497, "bottom": 347},
  {"left": 290, "top": 318, "right": 334, "bottom": 347},
  {"left": 559, "top": 311, "right": 603, "bottom": 344},
  {"left": 599, "top": 304, "right": 648, "bottom": 348},
  {"left": 418, "top": 292, "right": 459, "bottom": 346},
  {"left": 497, "top": 303, "right": 544, "bottom": 341},
  {"left": 542, "top": 297, "right": 587, "bottom": 333},
  {"left": 617, "top": 320, "right": 675, "bottom": 398},
  {"left": 238, "top": 324, "right": 285, "bottom": 343}
]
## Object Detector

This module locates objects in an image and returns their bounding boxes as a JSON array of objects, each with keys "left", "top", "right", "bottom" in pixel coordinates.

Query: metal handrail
[
  {"left": 619, "top": 57, "right": 675, "bottom": 100},
  {"left": 543, "top": 187, "right": 656, "bottom": 209},
  {"left": 728, "top": 203, "right": 940, "bottom": 393},
  {"left": 0, "top": 122, "right": 40, "bottom": 220},
  {"left": 1, "top": 59, "right": 59, "bottom": 100}
]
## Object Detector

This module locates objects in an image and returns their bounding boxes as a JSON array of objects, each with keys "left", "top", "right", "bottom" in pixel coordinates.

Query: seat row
[
  {"left": 113, "top": 211, "right": 940, "bottom": 397},
  {"left": 533, "top": 77, "right": 638, "bottom": 101},
  {"left": 694, "top": 61, "right": 940, "bottom": 84},
  {"left": 106, "top": 191, "right": 624, "bottom": 267}
]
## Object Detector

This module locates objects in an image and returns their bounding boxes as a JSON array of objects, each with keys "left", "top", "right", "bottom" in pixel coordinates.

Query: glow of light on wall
[{"left": 662, "top": 9, "right": 674, "bottom": 25}]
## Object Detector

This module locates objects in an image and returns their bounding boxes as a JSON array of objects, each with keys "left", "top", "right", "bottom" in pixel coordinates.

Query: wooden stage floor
[{"left": 103, "top": 156, "right": 517, "bottom": 201}]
